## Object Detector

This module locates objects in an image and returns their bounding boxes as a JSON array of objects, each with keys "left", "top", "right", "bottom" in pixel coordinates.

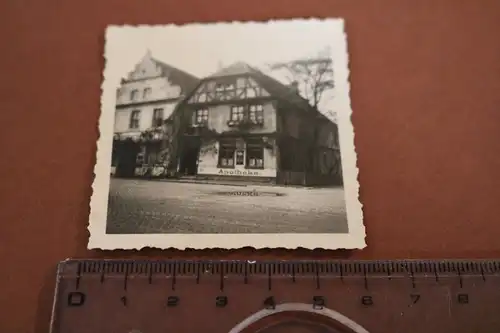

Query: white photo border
[{"left": 87, "top": 18, "right": 366, "bottom": 250}]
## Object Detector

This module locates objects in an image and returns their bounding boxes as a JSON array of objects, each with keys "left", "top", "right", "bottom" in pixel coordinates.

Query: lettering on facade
[{"left": 217, "top": 169, "right": 261, "bottom": 177}]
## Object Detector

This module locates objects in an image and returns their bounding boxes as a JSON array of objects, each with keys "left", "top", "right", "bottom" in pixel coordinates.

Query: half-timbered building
[
  {"left": 111, "top": 50, "right": 199, "bottom": 178},
  {"left": 174, "top": 62, "right": 343, "bottom": 186}
]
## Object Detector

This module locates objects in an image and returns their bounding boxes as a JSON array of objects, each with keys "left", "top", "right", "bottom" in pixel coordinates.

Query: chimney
[{"left": 289, "top": 81, "right": 299, "bottom": 94}]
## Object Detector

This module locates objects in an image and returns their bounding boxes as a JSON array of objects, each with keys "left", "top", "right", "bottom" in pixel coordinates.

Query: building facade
[
  {"left": 175, "top": 62, "right": 343, "bottom": 186},
  {"left": 111, "top": 51, "right": 199, "bottom": 178}
]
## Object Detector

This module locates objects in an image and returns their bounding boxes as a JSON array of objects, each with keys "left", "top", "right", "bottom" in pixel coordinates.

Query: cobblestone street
[{"left": 106, "top": 178, "right": 348, "bottom": 234}]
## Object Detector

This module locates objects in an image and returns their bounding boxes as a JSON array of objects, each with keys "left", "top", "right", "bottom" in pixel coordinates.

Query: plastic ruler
[{"left": 49, "top": 259, "right": 500, "bottom": 332}]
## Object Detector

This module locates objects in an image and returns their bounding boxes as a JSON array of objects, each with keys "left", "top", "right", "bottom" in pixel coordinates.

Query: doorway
[
  {"left": 114, "top": 140, "right": 141, "bottom": 178},
  {"left": 180, "top": 138, "right": 201, "bottom": 176},
  {"left": 234, "top": 148, "right": 245, "bottom": 170}
]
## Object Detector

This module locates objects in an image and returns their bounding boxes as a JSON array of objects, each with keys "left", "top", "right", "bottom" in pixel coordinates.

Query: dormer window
[
  {"left": 130, "top": 89, "right": 139, "bottom": 101},
  {"left": 143, "top": 87, "right": 152, "bottom": 99}
]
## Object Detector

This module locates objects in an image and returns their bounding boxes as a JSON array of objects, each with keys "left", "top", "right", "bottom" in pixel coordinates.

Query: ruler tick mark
[
  {"left": 75, "top": 262, "right": 82, "bottom": 290},
  {"left": 220, "top": 266, "right": 225, "bottom": 292},
  {"left": 411, "top": 272, "right": 416, "bottom": 289},
  {"left": 148, "top": 265, "right": 153, "bottom": 284},
  {"left": 123, "top": 265, "right": 129, "bottom": 291},
  {"left": 363, "top": 266, "right": 368, "bottom": 290},
  {"left": 268, "top": 269, "right": 272, "bottom": 291},
  {"left": 315, "top": 263, "right": 320, "bottom": 290},
  {"left": 172, "top": 269, "right": 177, "bottom": 291}
]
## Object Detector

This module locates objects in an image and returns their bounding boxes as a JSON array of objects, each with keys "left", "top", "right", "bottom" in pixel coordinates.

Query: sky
[{"left": 105, "top": 19, "right": 346, "bottom": 121}]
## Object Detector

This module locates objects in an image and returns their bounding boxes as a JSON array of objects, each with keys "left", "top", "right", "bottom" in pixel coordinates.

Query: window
[
  {"left": 143, "top": 87, "right": 152, "bottom": 99},
  {"left": 230, "top": 106, "right": 245, "bottom": 121},
  {"left": 215, "top": 80, "right": 236, "bottom": 101},
  {"left": 152, "top": 108, "right": 164, "bottom": 127},
  {"left": 246, "top": 87, "right": 257, "bottom": 98},
  {"left": 194, "top": 109, "right": 209, "bottom": 126},
  {"left": 228, "top": 104, "right": 264, "bottom": 126},
  {"left": 129, "top": 110, "right": 141, "bottom": 129},
  {"left": 198, "top": 93, "right": 207, "bottom": 103},
  {"left": 215, "top": 82, "right": 235, "bottom": 92},
  {"left": 246, "top": 138, "right": 264, "bottom": 169},
  {"left": 136, "top": 152, "right": 145, "bottom": 165},
  {"left": 249, "top": 104, "right": 264, "bottom": 124},
  {"left": 218, "top": 140, "right": 236, "bottom": 168},
  {"left": 130, "top": 89, "right": 139, "bottom": 101}
]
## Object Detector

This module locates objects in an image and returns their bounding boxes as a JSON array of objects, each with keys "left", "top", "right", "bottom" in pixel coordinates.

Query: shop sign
[{"left": 217, "top": 169, "right": 262, "bottom": 177}]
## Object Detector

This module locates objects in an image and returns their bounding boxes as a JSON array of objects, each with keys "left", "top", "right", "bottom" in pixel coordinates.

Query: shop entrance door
[{"left": 234, "top": 149, "right": 245, "bottom": 170}]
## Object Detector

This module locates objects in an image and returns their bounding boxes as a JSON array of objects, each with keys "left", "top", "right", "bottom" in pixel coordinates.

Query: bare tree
[
  {"left": 268, "top": 48, "right": 339, "bottom": 176},
  {"left": 268, "top": 47, "right": 334, "bottom": 109}
]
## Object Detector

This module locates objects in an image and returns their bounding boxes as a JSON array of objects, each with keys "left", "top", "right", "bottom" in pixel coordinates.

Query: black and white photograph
[{"left": 88, "top": 19, "right": 365, "bottom": 249}]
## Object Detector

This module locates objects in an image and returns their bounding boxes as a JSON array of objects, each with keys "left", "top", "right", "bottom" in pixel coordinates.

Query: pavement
[
  {"left": 155, "top": 177, "right": 339, "bottom": 189},
  {"left": 106, "top": 178, "right": 349, "bottom": 234}
]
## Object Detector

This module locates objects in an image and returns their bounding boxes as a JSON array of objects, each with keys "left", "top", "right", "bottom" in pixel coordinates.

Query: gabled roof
[
  {"left": 250, "top": 66, "right": 313, "bottom": 112},
  {"left": 171, "top": 61, "right": 335, "bottom": 126},
  {"left": 151, "top": 57, "right": 200, "bottom": 94},
  {"left": 206, "top": 62, "right": 331, "bottom": 121},
  {"left": 208, "top": 62, "right": 254, "bottom": 78},
  {"left": 250, "top": 65, "right": 334, "bottom": 122}
]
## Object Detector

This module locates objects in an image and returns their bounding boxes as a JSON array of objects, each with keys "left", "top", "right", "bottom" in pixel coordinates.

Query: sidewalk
[
  {"left": 157, "top": 177, "right": 250, "bottom": 187},
  {"left": 147, "top": 176, "right": 342, "bottom": 190}
]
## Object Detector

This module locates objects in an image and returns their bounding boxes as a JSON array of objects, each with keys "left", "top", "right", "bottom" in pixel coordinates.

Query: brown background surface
[{"left": 1, "top": 0, "right": 500, "bottom": 332}]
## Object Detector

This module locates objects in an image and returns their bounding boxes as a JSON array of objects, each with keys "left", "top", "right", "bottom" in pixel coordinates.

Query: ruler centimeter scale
[{"left": 50, "top": 259, "right": 500, "bottom": 333}]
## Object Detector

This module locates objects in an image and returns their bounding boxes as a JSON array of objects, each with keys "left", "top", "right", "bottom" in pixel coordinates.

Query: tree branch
[{"left": 268, "top": 51, "right": 334, "bottom": 109}]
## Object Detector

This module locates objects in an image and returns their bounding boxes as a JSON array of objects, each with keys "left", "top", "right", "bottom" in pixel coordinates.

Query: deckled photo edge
[{"left": 87, "top": 18, "right": 366, "bottom": 251}]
